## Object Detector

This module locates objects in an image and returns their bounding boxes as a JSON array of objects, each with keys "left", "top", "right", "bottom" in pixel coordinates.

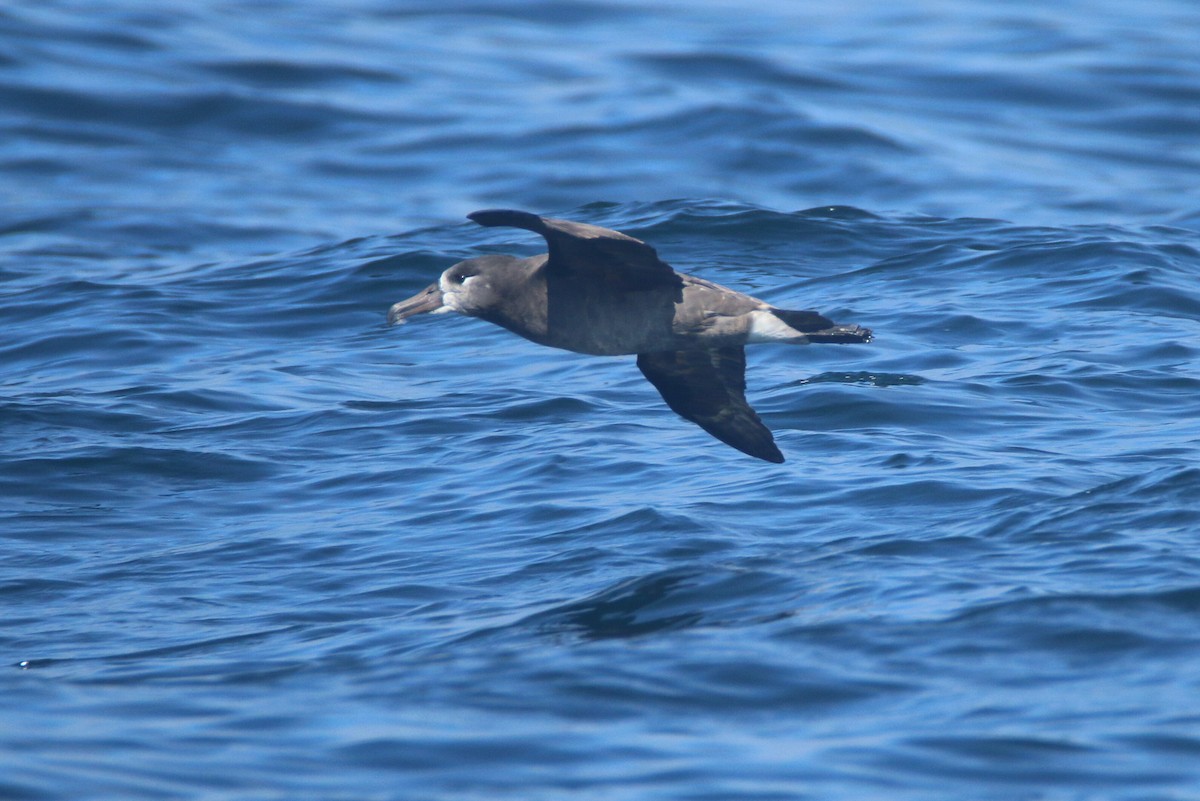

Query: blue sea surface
[{"left": 3, "top": 1, "right": 1200, "bottom": 799}]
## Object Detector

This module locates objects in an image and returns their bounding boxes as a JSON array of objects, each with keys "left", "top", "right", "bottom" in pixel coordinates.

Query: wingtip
[
  {"left": 720, "top": 426, "right": 785, "bottom": 463},
  {"left": 751, "top": 439, "right": 786, "bottom": 463},
  {"left": 467, "top": 209, "right": 545, "bottom": 231}
]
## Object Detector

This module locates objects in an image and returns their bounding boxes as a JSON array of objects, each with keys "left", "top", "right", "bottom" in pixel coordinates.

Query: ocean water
[{"left": 3, "top": 1, "right": 1200, "bottom": 799}]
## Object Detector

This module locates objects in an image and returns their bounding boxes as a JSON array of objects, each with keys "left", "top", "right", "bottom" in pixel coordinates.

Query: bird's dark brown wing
[
  {"left": 468, "top": 209, "right": 683, "bottom": 292},
  {"left": 637, "top": 348, "right": 784, "bottom": 463}
]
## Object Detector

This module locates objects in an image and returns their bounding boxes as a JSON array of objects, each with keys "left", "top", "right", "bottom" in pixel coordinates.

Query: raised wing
[
  {"left": 637, "top": 348, "right": 784, "bottom": 463},
  {"left": 468, "top": 209, "right": 683, "bottom": 292}
]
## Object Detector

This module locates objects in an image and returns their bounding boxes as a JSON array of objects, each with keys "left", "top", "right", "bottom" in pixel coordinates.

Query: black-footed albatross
[{"left": 388, "top": 209, "right": 871, "bottom": 463}]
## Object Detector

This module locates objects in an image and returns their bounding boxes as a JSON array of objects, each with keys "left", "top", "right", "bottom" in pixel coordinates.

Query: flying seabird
[{"left": 387, "top": 209, "right": 871, "bottom": 463}]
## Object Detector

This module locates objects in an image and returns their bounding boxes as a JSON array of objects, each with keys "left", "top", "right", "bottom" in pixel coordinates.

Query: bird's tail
[
  {"left": 772, "top": 308, "right": 872, "bottom": 343},
  {"left": 805, "top": 324, "right": 872, "bottom": 343}
]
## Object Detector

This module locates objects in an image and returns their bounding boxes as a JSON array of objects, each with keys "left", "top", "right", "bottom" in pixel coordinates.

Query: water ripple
[{"left": 4, "top": 1, "right": 1200, "bottom": 798}]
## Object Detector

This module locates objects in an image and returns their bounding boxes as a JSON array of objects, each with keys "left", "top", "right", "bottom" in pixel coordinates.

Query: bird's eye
[{"left": 458, "top": 274, "right": 476, "bottom": 285}]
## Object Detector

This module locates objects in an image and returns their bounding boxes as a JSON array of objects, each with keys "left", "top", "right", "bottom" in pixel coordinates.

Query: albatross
[{"left": 387, "top": 209, "right": 870, "bottom": 463}]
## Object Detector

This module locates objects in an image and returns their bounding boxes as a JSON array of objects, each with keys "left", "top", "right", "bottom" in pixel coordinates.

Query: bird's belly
[
  {"left": 538, "top": 316, "right": 751, "bottom": 356},
  {"left": 540, "top": 293, "right": 680, "bottom": 355},
  {"left": 523, "top": 282, "right": 758, "bottom": 355}
]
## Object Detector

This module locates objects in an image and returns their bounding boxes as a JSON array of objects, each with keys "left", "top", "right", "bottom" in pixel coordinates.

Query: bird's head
[{"left": 387, "top": 254, "right": 522, "bottom": 324}]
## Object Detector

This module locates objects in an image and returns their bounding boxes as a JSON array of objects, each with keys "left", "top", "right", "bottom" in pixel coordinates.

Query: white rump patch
[{"left": 747, "top": 310, "right": 809, "bottom": 344}]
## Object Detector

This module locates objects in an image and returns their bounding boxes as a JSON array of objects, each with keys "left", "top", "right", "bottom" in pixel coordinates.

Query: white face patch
[
  {"left": 438, "top": 273, "right": 463, "bottom": 313},
  {"left": 438, "top": 271, "right": 481, "bottom": 314}
]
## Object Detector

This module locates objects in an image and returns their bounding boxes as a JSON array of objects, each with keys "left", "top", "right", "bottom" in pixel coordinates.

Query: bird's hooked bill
[{"left": 387, "top": 283, "right": 443, "bottom": 324}]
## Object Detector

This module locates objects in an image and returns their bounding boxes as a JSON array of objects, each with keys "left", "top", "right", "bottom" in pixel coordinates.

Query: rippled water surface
[{"left": 4, "top": 1, "right": 1200, "bottom": 799}]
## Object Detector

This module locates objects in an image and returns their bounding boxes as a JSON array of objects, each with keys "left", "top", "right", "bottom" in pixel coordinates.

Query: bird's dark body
[
  {"left": 472, "top": 259, "right": 770, "bottom": 356},
  {"left": 387, "top": 209, "right": 871, "bottom": 462}
]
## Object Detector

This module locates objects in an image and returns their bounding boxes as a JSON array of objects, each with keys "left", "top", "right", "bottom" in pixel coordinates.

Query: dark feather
[
  {"left": 637, "top": 348, "right": 784, "bottom": 463},
  {"left": 804, "top": 324, "right": 873, "bottom": 343},
  {"left": 771, "top": 308, "right": 835, "bottom": 332},
  {"left": 469, "top": 209, "right": 682, "bottom": 292}
]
